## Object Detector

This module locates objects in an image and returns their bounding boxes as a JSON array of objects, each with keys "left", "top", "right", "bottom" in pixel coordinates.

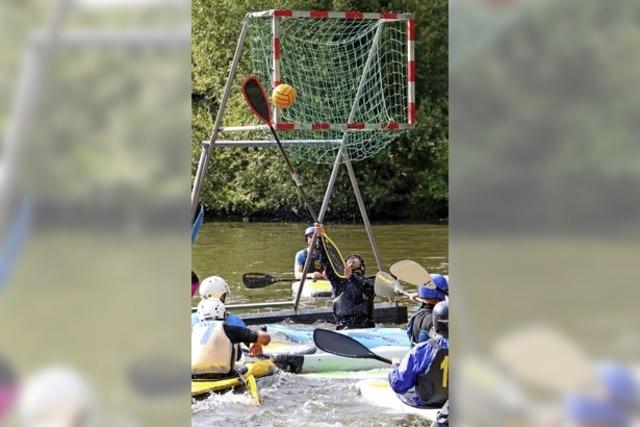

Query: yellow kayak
[
  {"left": 291, "top": 279, "right": 333, "bottom": 298},
  {"left": 191, "top": 360, "right": 274, "bottom": 398}
]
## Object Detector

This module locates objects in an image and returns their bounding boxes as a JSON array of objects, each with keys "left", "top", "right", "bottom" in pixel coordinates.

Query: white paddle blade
[
  {"left": 374, "top": 272, "right": 400, "bottom": 298},
  {"left": 492, "top": 325, "right": 595, "bottom": 394},
  {"left": 390, "top": 259, "right": 434, "bottom": 288}
]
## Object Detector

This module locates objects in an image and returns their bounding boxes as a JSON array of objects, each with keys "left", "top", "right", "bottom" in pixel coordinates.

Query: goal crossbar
[{"left": 247, "top": 9, "right": 414, "bottom": 21}]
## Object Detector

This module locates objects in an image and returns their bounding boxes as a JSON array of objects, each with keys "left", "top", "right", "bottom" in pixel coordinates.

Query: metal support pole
[
  {"left": 343, "top": 153, "right": 384, "bottom": 272},
  {"left": 293, "top": 22, "right": 385, "bottom": 311},
  {"left": 190, "top": 16, "right": 250, "bottom": 218},
  {"left": 1, "top": 0, "right": 67, "bottom": 224}
]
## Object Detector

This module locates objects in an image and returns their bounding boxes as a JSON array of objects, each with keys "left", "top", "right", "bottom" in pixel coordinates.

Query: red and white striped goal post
[{"left": 225, "top": 10, "right": 417, "bottom": 133}]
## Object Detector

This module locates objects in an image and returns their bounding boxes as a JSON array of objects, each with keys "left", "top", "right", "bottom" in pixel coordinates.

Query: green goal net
[{"left": 219, "top": 11, "right": 415, "bottom": 164}]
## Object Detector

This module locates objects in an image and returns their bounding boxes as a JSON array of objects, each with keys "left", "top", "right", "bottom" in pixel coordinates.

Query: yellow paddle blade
[
  {"left": 246, "top": 374, "right": 261, "bottom": 405},
  {"left": 390, "top": 259, "right": 433, "bottom": 287},
  {"left": 321, "top": 234, "right": 346, "bottom": 279},
  {"left": 374, "top": 271, "right": 400, "bottom": 297}
]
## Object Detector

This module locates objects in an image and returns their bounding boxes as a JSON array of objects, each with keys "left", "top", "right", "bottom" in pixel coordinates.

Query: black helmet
[{"left": 432, "top": 300, "right": 449, "bottom": 338}]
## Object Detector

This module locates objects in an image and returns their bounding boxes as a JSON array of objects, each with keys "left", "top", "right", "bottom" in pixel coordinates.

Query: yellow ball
[{"left": 272, "top": 84, "right": 297, "bottom": 109}]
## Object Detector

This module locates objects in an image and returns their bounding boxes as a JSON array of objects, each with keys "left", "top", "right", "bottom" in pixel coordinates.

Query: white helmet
[
  {"left": 199, "top": 276, "right": 229, "bottom": 300},
  {"left": 197, "top": 298, "right": 226, "bottom": 321}
]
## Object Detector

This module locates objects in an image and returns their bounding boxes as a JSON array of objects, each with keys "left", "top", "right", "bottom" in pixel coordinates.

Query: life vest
[
  {"left": 301, "top": 248, "right": 323, "bottom": 273},
  {"left": 415, "top": 338, "right": 449, "bottom": 406},
  {"left": 191, "top": 320, "right": 234, "bottom": 374},
  {"left": 407, "top": 305, "right": 435, "bottom": 346}
]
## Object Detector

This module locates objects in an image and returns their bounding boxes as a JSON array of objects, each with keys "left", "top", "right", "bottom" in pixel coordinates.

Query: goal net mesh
[{"left": 244, "top": 16, "right": 410, "bottom": 164}]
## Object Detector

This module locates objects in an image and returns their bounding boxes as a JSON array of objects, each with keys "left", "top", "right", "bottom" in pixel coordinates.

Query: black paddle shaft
[
  {"left": 241, "top": 75, "right": 319, "bottom": 222},
  {"left": 313, "top": 328, "right": 392, "bottom": 365},
  {"left": 267, "top": 126, "right": 318, "bottom": 222}
]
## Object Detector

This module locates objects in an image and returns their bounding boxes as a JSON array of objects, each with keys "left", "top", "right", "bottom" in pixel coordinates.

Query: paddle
[
  {"left": 374, "top": 271, "right": 412, "bottom": 299},
  {"left": 241, "top": 75, "right": 318, "bottom": 221},
  {"left": 242, "top": 272, "right": 294, "bottom": 289},
  {"left": 389, "top": 260, "right": 449, "bottom": 297},
  {"left": 241, "top": 76, "right": 347, "bottom": 304},
  {"left": 313, "top": 328, "right": 392, "bottom": 365},
  {"left": 390, "top": 259, "right": 435, "bottom": 288},
  {"left": 235, "top": 372, "right": 261, "bottom": 405},
  {"left": 492, "top": 325, "right": 595, "bottom": 394}
]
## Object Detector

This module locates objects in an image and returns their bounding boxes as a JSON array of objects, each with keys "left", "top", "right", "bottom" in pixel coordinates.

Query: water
[
  {"left": 191, "top": 222, "right": 448, "bottom": 426},
  {"left": 192, "top": 222, "right": 448, "bottom": 309}
]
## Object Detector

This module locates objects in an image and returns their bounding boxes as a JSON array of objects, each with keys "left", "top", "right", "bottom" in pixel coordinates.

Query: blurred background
[
  {"left": 451, "top": 0, "right": 640, "bottom": 425},
  {"left": 0, "top": 0, "right": 190, "bottom": 425}
]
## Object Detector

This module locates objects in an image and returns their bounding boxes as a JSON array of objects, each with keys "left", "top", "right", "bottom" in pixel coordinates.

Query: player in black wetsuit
[{"left": 314, "top": 223, "right": 375, "bottom": 330}]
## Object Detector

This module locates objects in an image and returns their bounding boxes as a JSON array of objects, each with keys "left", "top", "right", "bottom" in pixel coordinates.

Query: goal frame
[
  {"left": 191, "top": 10, "right": 417, "bottom": 310},
  {"left": 218, "top": 9, "right": 416, "bottom": 134}
]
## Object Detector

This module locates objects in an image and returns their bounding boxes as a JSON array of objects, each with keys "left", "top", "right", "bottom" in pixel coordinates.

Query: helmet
[
  {"left": 431, "top": 274, "right": 448, "bottom": 294},
  {"left": 597, "top": 362, "right": 638, "bottom": 409},
  {"left": 199, "top": 276, "right": 229, "bottom": 300},
  {"left": 305, "top": 226, "right": 315, "bottom": 236},
  {"left": 565, "top": 393, "right": 628, "bottom": 427},
  {"left": 432, "top": 301, "right": 449, "bottom": 338},
  {"left": 197, "top": 298, "right": 226, "bottom": 321},
  {"left": 19, "top": 366, "right": 96, "bottom": 427},
  {"left": 418, "top": 273, "right": 447, "bottom": 301},
  {"left": 418, "top": 285, "right": 446, "bottom": 301}
]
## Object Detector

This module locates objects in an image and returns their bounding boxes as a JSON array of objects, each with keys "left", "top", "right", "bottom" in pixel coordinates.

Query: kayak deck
[
  {"left": 291, "top": 280, "right": 333, "bottom": 298},
  {"left": 191, "top": 360, "right": 274, "bottom": 398},
  {"left": 357, "top": 379, "right": 441, "bottom": 419}
]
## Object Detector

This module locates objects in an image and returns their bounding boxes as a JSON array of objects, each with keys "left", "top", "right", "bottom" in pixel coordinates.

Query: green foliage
[{"left": 192, "top": 0, "right": 448, "bottom": 221}]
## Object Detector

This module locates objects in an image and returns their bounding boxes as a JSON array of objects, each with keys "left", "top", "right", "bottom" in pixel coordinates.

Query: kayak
[
  {"left": 357, "top": 379, "right": 441, "bottom": 419},
  {"left": 267, "top": 324, "right": 410, "bottom": 349},
  {"left": 291, "top": 280, "right": 333, "bottom": 298},
  {"left": 301, "top": 367, "right": 390, "bottom": 380},
  {"left": 191, "top": 360, "right": 274, "bottom": 398},
  {"left": 264, "top": 325, "right": 410, "bottom": 373},
  {"left": 271, "top": 345, "right": 409, "bottom": 374}
]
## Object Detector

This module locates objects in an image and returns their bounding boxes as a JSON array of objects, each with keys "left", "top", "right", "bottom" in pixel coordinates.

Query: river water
[{"left": 191, "top": 222, "right": 448, "bottom": 426}]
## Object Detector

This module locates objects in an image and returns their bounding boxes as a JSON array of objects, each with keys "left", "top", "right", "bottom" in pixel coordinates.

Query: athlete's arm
[
  {"left": 223, "top": 325, "right": 258, "bottom": 345},
  {"left": 294, "top": 250, "right": 305, "bottom": 279},
  {"left": 388, "top": 344, "right": 435, "bottom": 394},
  {"left": 226, "top": 314, "right": 247, "bottom": 328}
]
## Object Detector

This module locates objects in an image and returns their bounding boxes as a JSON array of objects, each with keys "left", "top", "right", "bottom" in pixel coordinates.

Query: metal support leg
[
  {"left": 293, "top": 23, "right": 385, "bottom": 311},
  {"left": 190, "top": 17, "right": 249, "bottom": 218},
  {"left": 343, "top": 154, "right": 384, "bottom": 272}
]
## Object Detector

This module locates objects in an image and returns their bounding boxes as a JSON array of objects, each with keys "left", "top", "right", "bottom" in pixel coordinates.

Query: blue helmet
[
  {"left": 598, "top": 362, "right": 639, "bottom": 409},
  {"left": 418, "top": 273, "right": 448, "bottom": 300},
  {"left": 565, "top": 393, "right": 628, "bottom": 427},
  {"left": 431, "top": 274, "right": 448, "bottom": 294}
]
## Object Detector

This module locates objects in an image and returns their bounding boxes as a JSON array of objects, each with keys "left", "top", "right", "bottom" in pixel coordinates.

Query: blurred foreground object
[{"left": 19, "top": 366, "right": 96, "bottom": 427}]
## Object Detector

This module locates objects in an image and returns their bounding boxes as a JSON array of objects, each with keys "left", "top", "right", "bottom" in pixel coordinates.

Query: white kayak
[
  {"left": 301, "top": 367, "right": 390, "bottom": 380},
  {"left": 271, "top": 345, "right": 409, "bottom": 374},
  {"left": 291, "top": 279, "right": 333, "bottom": 298},
  {"left": 357, "top": 379, "right": 441, "bottom": 420}
]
